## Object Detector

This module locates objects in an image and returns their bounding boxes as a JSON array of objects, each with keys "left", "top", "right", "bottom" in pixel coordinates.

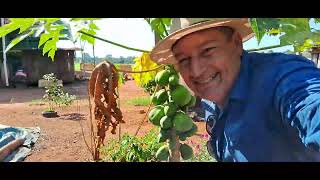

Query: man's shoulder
[
  {"left": 247, "top": 52, "right": 312, "bottom": 64},
  {"left": 245, "top": 52, "right": 317, "bottom": 74}
]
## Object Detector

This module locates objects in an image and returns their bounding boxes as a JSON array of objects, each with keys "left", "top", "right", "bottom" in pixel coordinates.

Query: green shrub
[
  {"left": 42, "top": 73, "right": 76, "bottom": 112},
  {"left": 100, "top": 128, "right": 164, "bottom": 162},
  {"left": 143, "top": 79, "right": 156, "bottom": 95}
]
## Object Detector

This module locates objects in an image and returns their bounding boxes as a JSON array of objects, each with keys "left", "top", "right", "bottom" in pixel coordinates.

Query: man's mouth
[{"left": 195, "top": 73, "right": 220, "bottom": 85}]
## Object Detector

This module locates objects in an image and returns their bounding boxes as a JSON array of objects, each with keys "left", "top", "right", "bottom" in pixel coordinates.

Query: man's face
[{"left": 172, "top": 28, "right": 243, "bottom": 106}]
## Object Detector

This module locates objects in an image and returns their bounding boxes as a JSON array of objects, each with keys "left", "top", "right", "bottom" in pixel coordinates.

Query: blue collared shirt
[{"left": 202, "top": 51, "right": 320, "bottom": 162}]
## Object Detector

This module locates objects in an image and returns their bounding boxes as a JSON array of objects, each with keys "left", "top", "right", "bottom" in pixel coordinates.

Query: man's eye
[
  {"left": 203, "top": 47, "right": 216, "bottom": 56},
  {"left": 178, "top": 58, "right": 190, "bottom": 67}
]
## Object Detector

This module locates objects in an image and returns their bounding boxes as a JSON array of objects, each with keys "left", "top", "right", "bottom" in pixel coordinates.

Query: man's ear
[{"left": 233, "top": 32, "right": 243, "bottom": 48}]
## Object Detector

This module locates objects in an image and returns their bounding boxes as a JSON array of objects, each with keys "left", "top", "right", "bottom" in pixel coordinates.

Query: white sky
[
  {"left": 72, "top": 18, "right": 155, "bottom": 58},
  {"left": 69, "top": 18, "right": 297, "bottom": 58}
]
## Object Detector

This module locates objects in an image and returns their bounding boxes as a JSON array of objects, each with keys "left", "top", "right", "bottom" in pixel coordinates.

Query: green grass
[
  {"left": 125, "top": 96, "right": 151, "bottom": 106},
  {"left": 74, "top": 63, "right": 81, "bottom": 71}
]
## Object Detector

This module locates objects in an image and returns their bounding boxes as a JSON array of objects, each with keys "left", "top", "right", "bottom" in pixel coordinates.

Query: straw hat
[{"left": 150, "top": 18, "right": 254, "bottom": 64}]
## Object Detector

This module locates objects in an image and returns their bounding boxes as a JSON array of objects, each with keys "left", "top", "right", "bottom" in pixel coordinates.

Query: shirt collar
[{"left": 228, "top": 50, "right": 250, "bottom": 102}]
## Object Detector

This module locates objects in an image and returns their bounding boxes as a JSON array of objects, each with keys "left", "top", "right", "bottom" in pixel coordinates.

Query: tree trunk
[{"left": 168, "top": 130, "right": 180, "bottom": 162}]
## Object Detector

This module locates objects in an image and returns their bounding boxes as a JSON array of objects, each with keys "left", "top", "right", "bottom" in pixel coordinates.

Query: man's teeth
[{"left": 197, "top": 73, "right": 218, "bottom": 84}]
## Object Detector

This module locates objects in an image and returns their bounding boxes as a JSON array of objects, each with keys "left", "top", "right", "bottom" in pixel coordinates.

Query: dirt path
[{"left": 0, "top": 80, "right": 206, "bottom": 162}]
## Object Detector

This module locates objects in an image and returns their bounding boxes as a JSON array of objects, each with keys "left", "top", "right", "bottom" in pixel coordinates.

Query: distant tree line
[{"left": 75, "top": 53, "right": 136, "bottom": 64}]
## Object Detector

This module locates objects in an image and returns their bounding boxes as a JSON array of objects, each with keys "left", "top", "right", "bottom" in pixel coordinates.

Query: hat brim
[{"left": 150, "top": 19, "right": 255, "bottom": 64}]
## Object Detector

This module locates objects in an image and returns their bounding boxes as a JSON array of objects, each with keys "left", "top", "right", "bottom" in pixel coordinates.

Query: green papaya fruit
[
  {"left": 155, "top": 70, "right": 171, "bottom": 86},
  {"left": 172, "top": 111, "right": 193, "bottom": 132},
  {"left": 170, "top": 85, "right": 191, "bottom": 107},
  {"left": 148, "top": 105, "right": 165, "bottom": 126}
]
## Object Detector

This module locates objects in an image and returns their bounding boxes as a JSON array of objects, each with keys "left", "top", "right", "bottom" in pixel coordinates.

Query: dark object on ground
[{"left": 42, "top": 111, "right": 58, "bottom": 118}]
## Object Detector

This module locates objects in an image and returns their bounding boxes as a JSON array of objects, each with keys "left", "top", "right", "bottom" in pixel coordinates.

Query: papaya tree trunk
[{"left": 169, "top": 130, "right": 180, "bottom": 162}]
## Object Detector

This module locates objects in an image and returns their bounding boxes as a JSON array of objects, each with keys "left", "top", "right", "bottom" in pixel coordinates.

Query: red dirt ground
[{"left": 0, "top": 80, "right": 207, "bottom": 162}]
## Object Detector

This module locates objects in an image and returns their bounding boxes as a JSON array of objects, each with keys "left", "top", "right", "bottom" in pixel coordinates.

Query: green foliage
[
  {"left": 0, "top": 18, "right": 99, "bottom": 61},
  {"left": 40, "top": 23, "right": 66, "bottom": 60},
  {"left": 5, "top": 29, "right": 36, "bottom": 53},
  {"left": 250, "top": 18, "right": 320, "bottom": 53},
  {"left": 42, "top": 73, "right": 76, "bottom": 111},
  {"left": 69, "top": 18, "right": 101, "bottom": 45},
  {"left": 105, "top": 55, "right": 136, "bottom": 64},
  {"left": 74, "top": 53, "right": 136, "bottom": 64},
  {"left": 143, "top": 79, "right": 157, "bottom": 95},
  {"left": 249, "top": 18, "right": 281, "bottom": 44},
  {"left": 278, "top": 18, "right": 320, "bottom": 52},
  {"left": 100, "top": 128, "right": 165, "bottom": 162},
  {"left": 144, "top": 18, "right": 172, "bottom": 39},
  {"left": 0, "top": 18, "right": 36, "bottom": 37},
  {"left": 78, "top": 22, "right": 99, "bottom": 44},
  {"left": 0, "top": 18, "right": 70, "bottom": 60}
]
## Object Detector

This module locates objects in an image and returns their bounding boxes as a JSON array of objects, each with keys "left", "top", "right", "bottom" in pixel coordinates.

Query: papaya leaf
[
  {"left": 48, "top": 44, "right": 58, "bottom": 60},
  {"left": 161, "top": 18, "right": 172, "bottom": 26},
  {"left": 278, "top": 18, "right": 312, "bottom": 50},
  {"left": 39, "top": 21, "right": 66, "bottom": 60},
  {"left": 267, "top": 28, "right": 281, "bottom": 36},
  {"left": 249, "top": 18, "right": 281, "bottom": 44},
  {"left": 18, "top": 18, "right": 36, "bottom": 34},
  {"left": 147, "top": 18, "right": 172, "bottom": 40},
  {"left": 79, "top": 28, "right": 96, "bottom": 44},
  {"left": 249, "top": 18, "right": 266, "bottom": 44},
  {"left": 43, "top": 39, "right": 55, "bottom": 56},
  {"left": 38, "top": 33, "right": 51, "bottom": 48},
  {"left": 5, "top": 29, "right": 35, "bottom": 53},
  {"left": 33, "top": 22, "right": 46, "bottom": 37},
  {"left": 0, "top": 19, "right": 22, "bottom": 37},
  {"left": 89, "top": 23, "right": 100, "bottom": 30}
]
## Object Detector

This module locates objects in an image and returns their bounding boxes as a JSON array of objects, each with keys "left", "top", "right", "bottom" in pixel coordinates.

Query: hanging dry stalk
[{"left": 88, "top": 61, "right": 125, "bottom": 161}]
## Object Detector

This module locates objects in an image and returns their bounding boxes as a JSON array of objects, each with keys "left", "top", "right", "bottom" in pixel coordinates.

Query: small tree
[{"left": 42, "top": 73, "right": 76, "bottom": 113}]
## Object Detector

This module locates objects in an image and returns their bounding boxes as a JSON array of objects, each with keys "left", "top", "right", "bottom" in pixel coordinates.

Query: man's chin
[{"left": 196, "top": 92, "right": 220, "bottom": 102}]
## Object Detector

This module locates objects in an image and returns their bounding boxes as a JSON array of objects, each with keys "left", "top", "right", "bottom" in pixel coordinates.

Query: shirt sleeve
[{"left": 274, "top": 57, "right": 320, "bottom": 152}]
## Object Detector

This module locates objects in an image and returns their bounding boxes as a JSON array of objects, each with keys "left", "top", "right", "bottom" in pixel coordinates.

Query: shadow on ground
[{"left": 59, "top": 113, "right": 86, "bottom": 121}]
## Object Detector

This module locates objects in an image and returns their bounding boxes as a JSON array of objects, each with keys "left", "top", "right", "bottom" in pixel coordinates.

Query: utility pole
[
  {"left": 1, "top": 18, "right": 9, "bottom": 87},
  {"left": 92, "top": 44, "right": 96, "bottom": 66}
]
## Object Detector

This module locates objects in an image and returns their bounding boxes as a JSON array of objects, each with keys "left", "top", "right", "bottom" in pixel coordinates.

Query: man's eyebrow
[
  {"left": 173, "top": 52, "right": 184, "bottom": 58},
  {"left": 199, "top": 40, "right": 218, "bottom": 49},
  {"left": 173, "top": 40, "right": 219, "bottom": 58}
]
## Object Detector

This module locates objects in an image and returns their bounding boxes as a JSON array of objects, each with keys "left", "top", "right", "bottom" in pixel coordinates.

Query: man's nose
[{"left": 190, "top": 58, "right": 205, "bottom": 78}]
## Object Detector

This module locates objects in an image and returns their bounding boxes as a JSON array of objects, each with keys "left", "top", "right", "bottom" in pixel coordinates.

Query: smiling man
[{"left": 150, "top": 18, "right": 320, "bottom": 162}]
